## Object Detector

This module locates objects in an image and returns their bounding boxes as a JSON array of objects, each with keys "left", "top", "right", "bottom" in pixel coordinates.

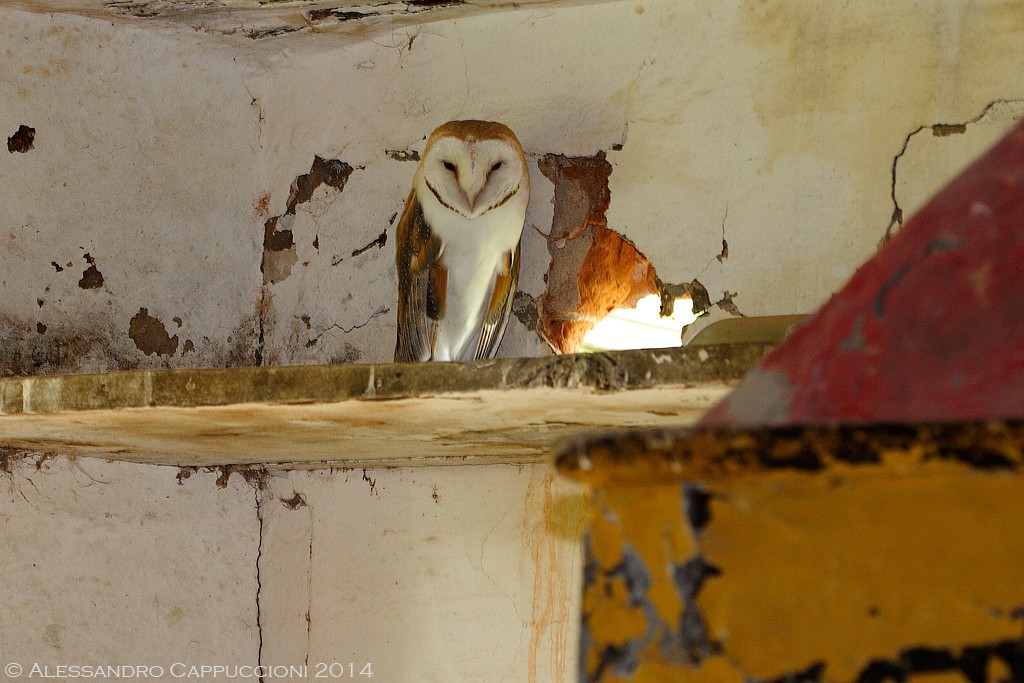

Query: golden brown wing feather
[
  {"left": 395, "top": 190, "right": 447, "bottom": 362},
  {"left": 473, "top": 243, "right": 520, "bottom": 360}
]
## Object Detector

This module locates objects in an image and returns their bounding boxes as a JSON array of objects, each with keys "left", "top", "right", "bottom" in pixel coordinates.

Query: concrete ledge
[{"left": 0, "top": 344, "right": 769, "bottom": 468}]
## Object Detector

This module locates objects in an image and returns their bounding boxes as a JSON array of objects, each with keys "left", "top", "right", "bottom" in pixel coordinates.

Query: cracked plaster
[
  {"left": 5, "top": 2, "right": 1024, "bottom": 371},
  {"left": 2, "top": 456, "right": 586, "bottom": 680},
  {"left": 887, "top": 99, "right": 1024, "bottom": 242}
]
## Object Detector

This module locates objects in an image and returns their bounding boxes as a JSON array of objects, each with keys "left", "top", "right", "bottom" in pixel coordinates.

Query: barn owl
[{"left": 395, "top": 120, "right": 530, "bottom": 362}]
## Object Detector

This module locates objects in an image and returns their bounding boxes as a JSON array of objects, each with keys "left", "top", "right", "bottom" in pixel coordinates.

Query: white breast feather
[{"left": 416, "top": 178, "right": 528, "bottom": 361}]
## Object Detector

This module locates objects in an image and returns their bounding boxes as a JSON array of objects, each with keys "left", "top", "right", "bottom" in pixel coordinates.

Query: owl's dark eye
[
  {"left": 490, "top": 161, "right": 503, "bottom": 173},
  {"left": 442, "top": 161, "right": 456, "bottom": 172}
]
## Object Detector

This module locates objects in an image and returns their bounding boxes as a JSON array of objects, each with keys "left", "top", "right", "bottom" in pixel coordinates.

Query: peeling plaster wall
[
  {"left": 0, "top": 12, "right": 267, "bottom": 375},
  {"left": 5, "top": 1, "right": 1024, "bottom": 372}
]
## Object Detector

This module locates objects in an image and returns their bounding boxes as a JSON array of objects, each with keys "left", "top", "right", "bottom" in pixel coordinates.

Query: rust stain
[
  {"left": 527, "top": 469, "right": 556, "bottom": 682},
  {"left": 254, "top": 191, "right": 271, "bottom": 218},
  {"left": 526, "top": 468, "right": 586, "bottom": 683}
]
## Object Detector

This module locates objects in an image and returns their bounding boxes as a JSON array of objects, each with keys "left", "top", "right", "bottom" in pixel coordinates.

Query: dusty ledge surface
[{"left": 0, "top": 344, "right": 769, "bottom": 468}]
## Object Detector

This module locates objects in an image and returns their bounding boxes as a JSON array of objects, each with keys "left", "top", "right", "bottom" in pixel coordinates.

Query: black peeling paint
[
  {"left": 682, "top": 483, "right": 712, "bottom": 533},
  {"left": 854, "top": 640, "right": 1024, "bottom": 683},
  {"left": 673, "top": 556, "right": 721, "bottom": 602},
  {"left": 582, "top": 532, "right": 599, "bottom": 589},
  {"left": 900, "top": 647, "right": 958, "bottom": 672},
  {"left": 606, "top": 545, "right": 652, "bottom": 608},
  {"left": 764, "top": 660, "right": 827, "bottom": 683},
  {"left": 307, "top": 8, "right": 366, "bottom": 21},
  {"left": 758, "top": 449, "right": 824, "bottom": 471},
  {"left": 585, "top": 541, "right": 660, "bottom": 681},
  {"left": 873, "top": 263, "right": 910, "bottom": 318},
  {"left": 387, "top": 149, "right": 420, "bottom": 162},
  {"left": 671, "top": 556, "right": 722, "bottom": 663},
  {"left": 351, "top": 230, "right": 387, "bottom": 257}
]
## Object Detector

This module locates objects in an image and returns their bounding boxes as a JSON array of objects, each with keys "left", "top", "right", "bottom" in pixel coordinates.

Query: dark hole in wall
[
  {"left": 78, "top": 254, "right": 104, "bottom": 290},
  {"left": 128, "top": 308, "right": 179, "bottom": 356},
  {"left": 7, "top": 125, "right": 35, "bottom": 153}
]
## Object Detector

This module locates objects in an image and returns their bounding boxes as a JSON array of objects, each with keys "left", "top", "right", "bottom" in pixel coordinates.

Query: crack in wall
[
  {"left": 883, "top": 99, "right": 1024, "bottom": 244},
  {"left": 305, "top": 507, "right": 314, "bottom": 669},
  {"left": 303, "top": 306, "right": 389, "bottom": 348},
  {"left": 350, "top": 230, "right": 388, "bottom": 258},
  {"left": 255, "top": 486, "right": 266, "bottom": 683}
]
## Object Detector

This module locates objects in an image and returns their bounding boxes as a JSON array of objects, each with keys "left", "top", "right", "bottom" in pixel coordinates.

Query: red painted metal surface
[{"left": 703, "top": 119, "right": 1024, "bottom": 426}]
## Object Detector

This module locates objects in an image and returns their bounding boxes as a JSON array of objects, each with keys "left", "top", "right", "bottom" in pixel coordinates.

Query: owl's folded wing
[
  {"left": 473, "top": 243, "right": 520, "bottom": 361},
  {"left": 395, "top": 191, "right": 446, "bottom": 362}
]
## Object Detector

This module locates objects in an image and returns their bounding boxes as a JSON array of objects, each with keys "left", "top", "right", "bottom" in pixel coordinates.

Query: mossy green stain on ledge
[{"left": 0, "top": 343, "right": 770, "bottom": 415}]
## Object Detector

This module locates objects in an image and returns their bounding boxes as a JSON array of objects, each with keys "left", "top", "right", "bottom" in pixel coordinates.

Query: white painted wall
[
  {"left": 0, "top": 457, "right": 259, "bottom": 677},
  {"left": 0, "top": 457, "right": 585, "bottom": 682},
  {"left": 260, "top": 466, "right": 585, "bottom": 682}
]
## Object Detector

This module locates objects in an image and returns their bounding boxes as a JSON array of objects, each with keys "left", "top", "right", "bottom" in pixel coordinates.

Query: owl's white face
[{"left": 419, "top": 135, "right": 527, "bottom": 220}]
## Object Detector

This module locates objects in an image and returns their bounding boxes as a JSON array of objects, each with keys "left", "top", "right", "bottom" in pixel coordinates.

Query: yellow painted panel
[
  {"left": 699, "top": 465, "right": 1024, "bottom": 680},
  {"left": 581, "top": 462, "right": 1024, "bottom": 681}
]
